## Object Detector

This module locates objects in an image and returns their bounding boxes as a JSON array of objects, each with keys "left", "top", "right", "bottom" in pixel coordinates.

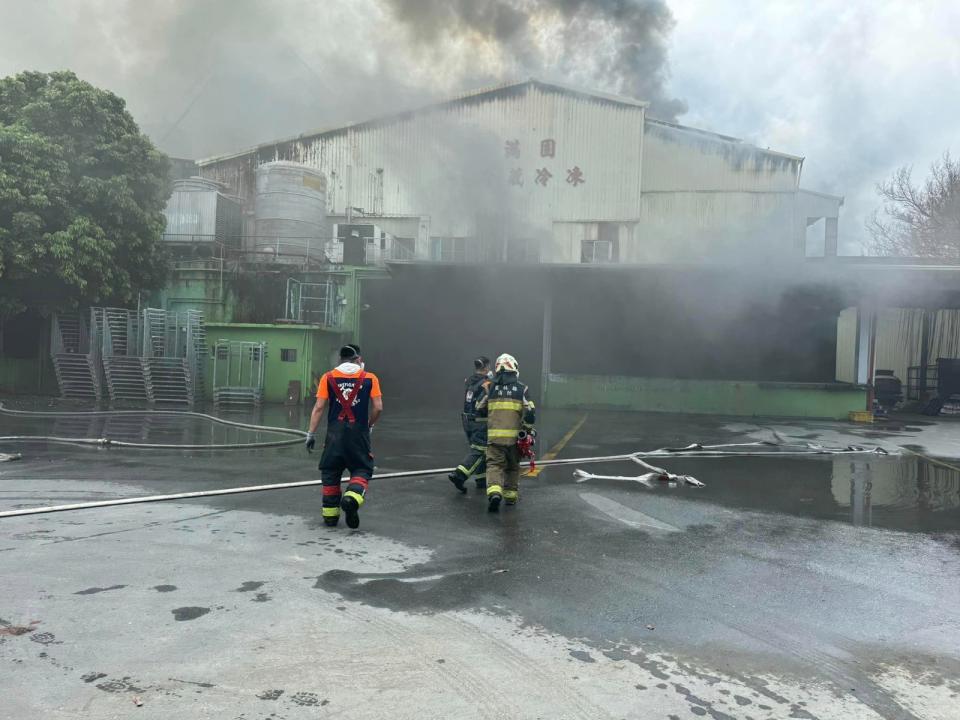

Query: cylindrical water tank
[{"left": 253, "top": 162, "right": 328, "bottom": 263}]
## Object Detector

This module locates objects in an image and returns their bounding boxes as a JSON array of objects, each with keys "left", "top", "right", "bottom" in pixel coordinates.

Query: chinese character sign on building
[
  {"left": 503, "top": 137, "right": 584, "bottom": 189},
  {"left": 566, "top": 166, "right": 585, "bottom": 187},
  {"left": 535, "top": 168, "right": 553, "bottom": 187}
]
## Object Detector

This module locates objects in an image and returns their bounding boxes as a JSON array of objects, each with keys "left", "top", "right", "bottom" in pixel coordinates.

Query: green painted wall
[
  {"left": 544, "top": 374, "right": 868, "bottom": 419},
  {"left": 157, "top": 265, "right": 237, "bottom": 323},
  {"left": 205, "top": 323, "right": 345, "bottom": 403},
  {"left": 0, "top": 357, "right": 57, "bottom": 395}
]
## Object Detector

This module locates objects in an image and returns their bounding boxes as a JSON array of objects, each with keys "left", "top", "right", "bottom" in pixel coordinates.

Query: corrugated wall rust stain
[
  {"left": 200, "top": 82, "right": 647, "bottom": 232},
  {"left": 642, "top": 121, "right": 800, "bottom": 191},
  {"left": 196, "top": 81, "right": 825, "bottom": 262}
]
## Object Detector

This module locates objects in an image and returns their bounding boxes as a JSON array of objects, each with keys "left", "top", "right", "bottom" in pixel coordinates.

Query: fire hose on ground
[{"left": 0, "top": 402, "right": 890, "bottom": 519}]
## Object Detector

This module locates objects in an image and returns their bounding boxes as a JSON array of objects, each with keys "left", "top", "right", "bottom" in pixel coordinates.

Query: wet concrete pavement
[{"left": 1, "top": 399, "right": 959, "bottom": 719}]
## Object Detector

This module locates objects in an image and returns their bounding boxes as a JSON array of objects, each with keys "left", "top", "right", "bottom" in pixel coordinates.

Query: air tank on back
[{"left": 253, "top": 161, "right": 328, "bottom": 263}]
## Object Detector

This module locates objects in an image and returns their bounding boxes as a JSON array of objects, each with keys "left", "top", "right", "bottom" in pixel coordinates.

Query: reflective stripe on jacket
[{"left": 477, "top": 372, "right": 535, "bottom": 446}]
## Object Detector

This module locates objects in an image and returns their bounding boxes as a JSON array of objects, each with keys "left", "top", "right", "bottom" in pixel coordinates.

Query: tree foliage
[
  {"left": 868, "top": 152, "right": 960, "bottom": 258},
  {"left": 0, "top": 71, "right": 170, "bottom": 319}
]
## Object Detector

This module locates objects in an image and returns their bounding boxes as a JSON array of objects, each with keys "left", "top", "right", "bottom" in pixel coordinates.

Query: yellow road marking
[
  {"left": 525, "top": 414, "right": 588, "bottom": 477},
  {"left": 899, "top": 446, "right": 960, "bottom": 474}
]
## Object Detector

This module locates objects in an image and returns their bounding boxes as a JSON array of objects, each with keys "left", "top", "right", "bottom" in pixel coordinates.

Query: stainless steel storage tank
[
  {"left": 253, "top": 161, "right": 328, "bottom": 263},
  {"left": 162, "top": 177, "right": 242, "bottom": 247}
]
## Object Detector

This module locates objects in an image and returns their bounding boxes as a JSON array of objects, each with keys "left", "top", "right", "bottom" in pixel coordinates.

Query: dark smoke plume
[
  {"left": 0, "top": 0, "right": 685, "bottom": 158},
  {"left": 383, "top": 0, "right": 687, "bottom": 120}
]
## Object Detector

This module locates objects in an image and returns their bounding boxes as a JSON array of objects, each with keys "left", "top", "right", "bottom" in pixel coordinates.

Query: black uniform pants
[
  {"left": 454, "top": 416, "right": 487, "bottom": 483},
  {"left": 319, "top": 423, "right": 374, "bottom": 520}
]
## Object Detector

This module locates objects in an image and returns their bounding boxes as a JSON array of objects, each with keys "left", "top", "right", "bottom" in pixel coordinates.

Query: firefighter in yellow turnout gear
[{"left": 477, "top": 353, "right": 536, "bottom": 512}]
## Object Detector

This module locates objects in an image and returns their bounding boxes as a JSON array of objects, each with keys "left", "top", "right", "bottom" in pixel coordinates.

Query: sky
[{"left": 0, "top": 0, "right": 957, "bottom": 254}]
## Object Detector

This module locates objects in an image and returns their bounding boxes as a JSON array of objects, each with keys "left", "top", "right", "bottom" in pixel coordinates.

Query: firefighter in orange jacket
[
  {"left": 476, "top": 353, "right": 536, "bottom": 512},
  {"left": 306, "top": 344, "right": 383, "bottom": 529}
]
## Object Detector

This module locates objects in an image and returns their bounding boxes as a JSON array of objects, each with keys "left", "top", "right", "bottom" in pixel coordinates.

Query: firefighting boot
[
  {"left": 321, "top": 504, "right": 340, "bottom": 527},
  {"left": 503, "top": 489, "right": 519, "bottom": 506},
  {"left": 447, "top": 471, "right": 467, "bottom": 494},
  {"left": 341, "top": 495, "right": 361, "bottom": 529},
  {"left": 487, "top": 486, "right": 502, "bottom": 513}
]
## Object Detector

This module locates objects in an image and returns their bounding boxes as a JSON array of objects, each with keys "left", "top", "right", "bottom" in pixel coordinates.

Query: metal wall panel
[
  {"left": 641, "top": 121, "right": 801, "bottom": 192},
  {"left": 930, "top": 309, "right": 960, "bottom": 361},
  {"left": 198, "top": 82, "right": 816, "bottom": 263},
  {"left": 873, "top": 308, "right": 925, "bottom": 383},
  {"left": 835, "top": 307, "right": 858, "bottom": 383},
  {"left": 629, "top": 191, "right": 799, "bottom": 262},
  {"left": 200, "top": 84, "right": 646, "bottom": 253},
  {"left": 162, "top": 189, "right": 218, "bottom": 239}
]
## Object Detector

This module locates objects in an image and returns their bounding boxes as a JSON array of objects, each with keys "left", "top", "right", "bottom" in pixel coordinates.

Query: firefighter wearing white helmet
[{"left": 474, "top": 353, "right": 537, "bottom": 512}]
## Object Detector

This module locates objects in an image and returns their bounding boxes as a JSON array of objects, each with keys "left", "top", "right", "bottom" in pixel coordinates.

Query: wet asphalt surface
[{"left": 1, "top": 398, "right": 959, "bottom": 719}]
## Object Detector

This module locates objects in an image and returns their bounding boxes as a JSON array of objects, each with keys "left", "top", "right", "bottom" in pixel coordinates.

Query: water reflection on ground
[
  {"left": 2, "top": 399, "right": 959, "bottom": 534},
  {"left": 831, "top": 455, "right": 960, "bottom": 526}
]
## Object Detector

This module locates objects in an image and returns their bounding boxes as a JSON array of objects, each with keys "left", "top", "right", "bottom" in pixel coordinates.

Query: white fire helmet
[{"left": 495, "top": 353, "right": 519, "bottom": 374}]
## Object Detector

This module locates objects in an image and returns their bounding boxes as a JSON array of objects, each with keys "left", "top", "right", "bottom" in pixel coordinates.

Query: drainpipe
[{"left": 866, "top": 308, "right": 877, "bottom": 412}]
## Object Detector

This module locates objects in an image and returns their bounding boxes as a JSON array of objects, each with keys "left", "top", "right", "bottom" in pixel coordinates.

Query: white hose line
[
  {"left": 0, "top": 444, "right": 890, "bottom": 519},
  {"left": 0, "top": 401, "right": 306, "bottom": 450},
  {"left": 0, "top": 436, "right": 304, "bottom": 451},
  {"left": 0, "top": 402, "right": 306, "bottom": 436}
]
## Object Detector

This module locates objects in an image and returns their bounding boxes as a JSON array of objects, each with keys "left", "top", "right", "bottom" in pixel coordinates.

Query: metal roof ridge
[
  {"left": 197, "top": 78, "right": 649, "bottom": 165},
  {"left": 645, "top": 117, "right": 805, "bottom": 163},
  {"left": 799, "top": 187, "right": 845, "bottom": 203}
]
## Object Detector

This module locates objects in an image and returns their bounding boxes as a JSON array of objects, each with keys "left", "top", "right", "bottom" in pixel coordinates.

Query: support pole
[
  {"left": 541, "top": 290, "right": 552, "bottom": 408},
  {"left": 919, "top": 309, "right": 932, "bottom": 399}
]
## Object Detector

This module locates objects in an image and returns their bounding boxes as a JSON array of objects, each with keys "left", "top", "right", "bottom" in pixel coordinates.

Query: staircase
[
  {"left": 140, "top": 307, "right": 204, "bottom": 405},
  {"left": 51, "top": 306, "right": 207, "bottom": 406},
  {"left": 52, "top": 353, "right": 101, "bottom": 399},
  {"left": 102, "top": 356, "right": 148, "bottom": 402},
  {"left": 101, "top": 308, "right": 147, "bottom": 403},
  {"left": 50, "top": 313, "right": 102, "bottom": 400},
  {"left": 144, "top": 357, "right": 192, "bottom": 404},
  {"left": 185, "top": 310, "right": 207, "bottom": 403}
]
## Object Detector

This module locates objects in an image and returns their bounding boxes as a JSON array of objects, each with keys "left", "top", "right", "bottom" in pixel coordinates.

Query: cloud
[{"left": 668, "top": 0, "right": 960, "bottom": 253}]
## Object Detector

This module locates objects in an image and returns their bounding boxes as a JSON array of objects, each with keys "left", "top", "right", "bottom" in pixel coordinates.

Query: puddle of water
[{"left": 631, "top": 455, "right": 960, "bottom": 534}]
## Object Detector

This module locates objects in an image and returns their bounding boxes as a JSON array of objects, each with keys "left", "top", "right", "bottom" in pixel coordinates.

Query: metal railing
[
  {"left": 50, "top": 312, "right": 102, "bottom": 400},
  {"left": 212, "top": 340, "right": 266, "bottom": 407},
  {"left": 285, "top": 278, "right": 344, "bottom": 328},
  {"left": 163, "top": 233, "right": 418, "bottom": 268}
]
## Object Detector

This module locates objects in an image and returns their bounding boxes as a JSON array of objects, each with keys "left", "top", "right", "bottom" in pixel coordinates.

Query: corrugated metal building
[{"left": 197, "top": 79, "right": 841, "bottom": 265}]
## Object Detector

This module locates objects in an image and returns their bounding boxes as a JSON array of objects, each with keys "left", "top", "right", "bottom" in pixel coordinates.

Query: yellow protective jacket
[{"left": 476, "top": 372, "right": 536, "bottom": 446}]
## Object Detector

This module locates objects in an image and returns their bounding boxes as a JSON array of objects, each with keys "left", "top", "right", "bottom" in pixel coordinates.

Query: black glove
[{"left": 305, "top": 431, "right": 316, "bottom": 453}]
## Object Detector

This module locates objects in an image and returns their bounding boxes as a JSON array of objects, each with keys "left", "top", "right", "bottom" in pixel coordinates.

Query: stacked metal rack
[
  {"left": 49, "top": 311, "right": 103, "bottom": 400},
  {"left": 51, "top": 307, "right": 207, "bottom": 406},
  {"left": 140, "top": 308, "right": 208, "bottom": 405},
  {"left": 100, "top": 307, "right": 148, "bottom": 402},
  {"left": 211, "top": 340, "right": 266, "bottom": 407}
]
